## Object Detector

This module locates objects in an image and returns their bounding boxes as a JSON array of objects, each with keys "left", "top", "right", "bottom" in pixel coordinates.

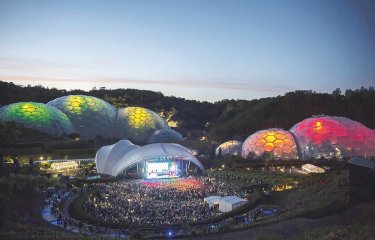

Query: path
[{"left": 188, "top": 204, "right": 364, "bottom": 240}]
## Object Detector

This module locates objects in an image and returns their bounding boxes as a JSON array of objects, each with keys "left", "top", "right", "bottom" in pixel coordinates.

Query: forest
[{"left": 1, "top": 81, "right": 375, "bottom": 142}]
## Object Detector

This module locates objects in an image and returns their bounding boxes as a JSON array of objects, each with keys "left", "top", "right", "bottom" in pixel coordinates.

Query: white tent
[
  {"left": 95, "top": 140, "right": 205, "bottom": 176},
  {"left": 302, "top": 163, "right": 325, "bottom": 174},
  {"left": 218, "top": 196, "right": 248, "bottom": 212},
  {"left": 204, "top": 196, "right": 222, "bottom": 208}
]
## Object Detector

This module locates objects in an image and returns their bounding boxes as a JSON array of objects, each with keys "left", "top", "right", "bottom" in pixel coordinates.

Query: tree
[
  {"left": 29, "top": 157, "right": 34, "bottom": 175},
  {"left": 0, "top": 152, "right": 4, "bottom": 177},
  {"left": 332, "top": 88, "right": 341, "bottom": 96},
  {"left": 13, "top": 156, "right": 20, "bottom": 174}
]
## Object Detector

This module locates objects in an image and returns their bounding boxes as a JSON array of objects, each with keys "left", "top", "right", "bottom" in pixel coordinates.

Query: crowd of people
[
  {"left": 44, "top": 189, "right": 74, "bottom": 230},
  {"left": 44, "top": 187, "right": 103, "bottom": 234},
  {"left": 84, "top": 176, "right": 241, "bottom": 225}
]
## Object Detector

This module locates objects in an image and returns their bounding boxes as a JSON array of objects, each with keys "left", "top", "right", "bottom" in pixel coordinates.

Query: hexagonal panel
[
  {"left": 290, "top": 115, "right": 375, "bottom": 160},
  {"left": 116, "top": 107, "right": 169, "bottom": 142},
  {"left": 242, "top": 128, "right": 298, "bottom": 160},
  {"left": 265, "top": 135, "right": 276, "bottom": 143},
  {"left": 47, "top": 95, "right": 116, "bottom": 139},
  {"left": 0, "top": 102, "right": 74, "bottom": 136}
]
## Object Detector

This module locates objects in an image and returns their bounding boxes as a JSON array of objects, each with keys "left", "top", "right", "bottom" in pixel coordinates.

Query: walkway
[{"left": 41, "top": 200, "right": 128, "bottom": 239}]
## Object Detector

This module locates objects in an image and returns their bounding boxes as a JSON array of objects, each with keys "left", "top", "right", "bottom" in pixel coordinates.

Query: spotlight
[{"left": 168, "top": 231, "right": 172, "bottom": 236}]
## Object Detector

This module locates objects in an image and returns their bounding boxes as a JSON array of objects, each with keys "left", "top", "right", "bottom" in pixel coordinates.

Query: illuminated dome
[
  {"left": 95, "top": 140, "right": 204, "bottom": 177},
  {"left": 215, "top": 140, "right": 242, "bottom": 157},
  {"left": 290, "top": 115, "right": 375, "bottom": 160},
  {"left": 47, "top": 95, "right": 116, "bottom": 139},
  {"left": 147, "top": 129, "right": 184, "bottom": 143},
  {"left": 0, "top": 102, "right": 74, "bottom": 136},
  {"left": 242, "top": 129, "right": 298, "bottom": 160},
  {"left": 116, "top": 107, "right": 169, "bottom": 142}
]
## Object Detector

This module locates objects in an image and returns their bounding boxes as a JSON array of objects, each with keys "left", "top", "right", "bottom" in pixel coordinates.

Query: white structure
[
  {"left": 95, "top": 140, "right": 205, "bottom": 177},
  {"left": 50, "top": 161, "right": 78, "bottom": 171},
  {"left": 147, "top": 129, "right": 184, "bottom": 143},
  {"left": 204, "top": 196, "right": 221, "bottom": 208},
  {"left": 301, "top": 163, "right": 325, "bottom": 174},
  {"left": 218, "top": 196, "right": 248, "bottom": 213},
  {"left": 215, "top": 140, "right": 242, "bottom": 157}
]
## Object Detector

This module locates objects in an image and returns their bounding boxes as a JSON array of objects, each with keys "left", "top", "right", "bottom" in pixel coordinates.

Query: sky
[{"left": 0, "top": 0, "right": 375, "bottom": 102}]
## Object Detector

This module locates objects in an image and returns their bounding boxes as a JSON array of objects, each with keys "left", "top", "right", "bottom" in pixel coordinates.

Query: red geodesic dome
[
  {"left": 241, "top": 129, "right": 299, "bottom": 160},
  {"left": 290, "top": 115, "right": 375, "bottom": 160}
]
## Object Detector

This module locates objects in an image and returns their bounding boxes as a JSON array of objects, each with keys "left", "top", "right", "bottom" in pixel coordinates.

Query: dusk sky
[{"left": 1, "top": 0, "right": 375, "bottom": 102}]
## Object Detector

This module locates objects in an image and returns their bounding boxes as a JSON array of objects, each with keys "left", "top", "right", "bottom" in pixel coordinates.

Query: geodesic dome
[
  {"left": 147, "top": 129, "right": 184, "bottom": 143},
  {"left": 290, "top": 115, "right": 375, "bottom": 160},
  {"left": 0, "top": 102, "right": 74, "bottom": 136},
  {"left": 116, "top": 107, "right": 169, "bottom": 142},
  {"left": 47, "top": 95, "right": 116, "bottom": 139},
  {"left": 95, "top": 140, "right": 204, "bottom": 176},
  {"left": 215, "top": 140, "right": 242, "bottom": 157},
  {"left": 242, "top": 129, "right": 298, "bottom": 160}
]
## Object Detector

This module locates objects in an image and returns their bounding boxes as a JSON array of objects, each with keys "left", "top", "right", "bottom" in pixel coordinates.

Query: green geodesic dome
[
  {"left": 47, "top": 95, "right": 116, "bottom": 139},
  {"left": 116, "top": 107, "right": 169, "bottom": 142},
  {"left": 0, "top": 102, "right": 74, "bottom": 136}
]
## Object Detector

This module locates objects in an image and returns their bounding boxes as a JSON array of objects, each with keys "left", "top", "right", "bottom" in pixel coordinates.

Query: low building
[
  {"left": 348, "top": 157, "right": 375, "bottom": 202},
  {"left": 301, "top": 163, "right": 325, "bottom": 174}
]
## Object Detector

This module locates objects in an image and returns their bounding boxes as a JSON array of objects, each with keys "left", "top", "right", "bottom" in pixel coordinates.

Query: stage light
[{"left": 168, "top": 231, "right": 172, "bottom": 236}]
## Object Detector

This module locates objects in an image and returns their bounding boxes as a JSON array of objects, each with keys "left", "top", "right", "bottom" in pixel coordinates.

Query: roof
[
  {"left": 204, "top": 196, "right": 222, "bottom": 202},
  {"left": 348, "top": 157, "right": 375, "bottom": 170},
  {"left": 220, "top": 196, "right": 248, "bottom": 204},
  {"left": 302, "top": 163, "right": 325, "bottom": 172},
  {"left": 95, "top": 140, "right": 205, "bottom": 176}
]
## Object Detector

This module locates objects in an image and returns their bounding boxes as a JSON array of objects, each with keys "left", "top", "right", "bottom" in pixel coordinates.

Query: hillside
[{"left": 1, "top": 81, "right": 374, "bottom": 142}]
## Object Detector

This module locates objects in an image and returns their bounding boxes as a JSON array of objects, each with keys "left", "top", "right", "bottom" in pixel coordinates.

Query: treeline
[
  {"left": 1, "top": 81, "right": 375, "bottom": 141},
  {"left": 209, "top": 88, "right": 375, "bottom": 141},
  {"left": 0, "top": 81, "right": 225, "bottom": 130}
]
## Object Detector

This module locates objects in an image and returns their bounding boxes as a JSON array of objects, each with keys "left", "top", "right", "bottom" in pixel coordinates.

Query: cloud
[
  {"left": 0, "top": 75, "right": 292, "bottom": 93},
  {"left": 0, "top": 56, "right": 293, "bottom": 93}
]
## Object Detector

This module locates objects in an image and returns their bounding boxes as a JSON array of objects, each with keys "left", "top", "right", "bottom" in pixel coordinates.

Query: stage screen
[{"left": 145, "top": 161, "right": 179, "bottom": 179}]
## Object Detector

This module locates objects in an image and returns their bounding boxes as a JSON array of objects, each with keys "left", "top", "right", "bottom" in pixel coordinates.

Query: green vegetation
[
  {"left": 210, "top": 168, "right": 350, "bottom": 222},
  {"left": 2, "top": 81, "right": 375, "bottom": 140},
  {"left": 1, "top": 81, "right": 374, "bottom": 239},
  {"left": 208, "top": 88, "right": 375, "bottom": 141},
  {"left": 289, "top": 202, "right": 375, "bottom": 240},
  {"left": 0, "top": 174, "right": 117, "bottom": 239},
  {"left": 0, "top": 175, "right": 59, "bottom": 238}
]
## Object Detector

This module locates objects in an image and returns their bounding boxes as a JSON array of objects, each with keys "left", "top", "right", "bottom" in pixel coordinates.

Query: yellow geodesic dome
[
  {"left": 242, "top": 129, "right": 299, "bottom": 160},
  {"left": 115, "top": 107, "right": 169, "bottom": 142},
  {"left": 47, "top": 95, "right": 116, "bottom": 139}
]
